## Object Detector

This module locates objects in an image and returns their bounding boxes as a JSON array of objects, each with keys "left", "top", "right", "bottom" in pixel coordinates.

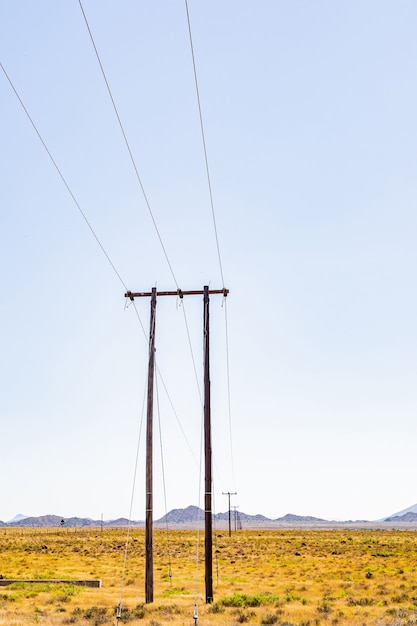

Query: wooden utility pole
[
  {"left": 145, "top": 287, "right": 157, "bottom": 603},
  {"left": 124, "top": 286, "right": 228, "bottom": 605},
  {"left": 203, "top": 286, "right": 213, "bottom": 603},
  {"left": 222, "top": 491, "right": 237, "bottom": 537},
  {"left": 232, "top": 506, "right": 239, "bottom": 531}
]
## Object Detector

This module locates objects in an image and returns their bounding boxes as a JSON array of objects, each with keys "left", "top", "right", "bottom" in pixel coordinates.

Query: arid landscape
[{"left": 2, "top": 526, "right": 417, "bottom": 625}]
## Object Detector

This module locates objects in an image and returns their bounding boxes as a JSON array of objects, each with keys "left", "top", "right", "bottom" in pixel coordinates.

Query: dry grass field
[{"left": 1, "top": 527, "right": 417, "bottom": 625}]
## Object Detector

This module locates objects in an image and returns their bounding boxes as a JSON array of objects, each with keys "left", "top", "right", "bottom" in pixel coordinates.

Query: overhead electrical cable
[
  {"left": 223, "top": 297, "right": 236, "bottom": 489},
  {"left": 156, "top": 363, "right": 200, "bottom": 467},
  {"left": 0, "top": 62, "right": 128, "bottom": 292},
  {"left": 183, "top": 5, "right": 236, "bottom": 610},
  {"left": 77, "top": 0, "right": 209, "bottom": 475},
  {"left": 117, "top": 381, "right": 147, "bottom": 620},
  {"left": 155, "top": 372, "right": 173, "bottom": 585},
  {"left": 184, "top": 0, "right": 236, "bottom": 500},
  {"left": 76, "top": 1, "right": 222, "bottom": 445},
  {"left": 180, "top": 302, "right": 203, "bottom": 405},
  {"left": 77, "top": 0, "right": 179, "bottom": 289},
  {"left": 184, "top": 0, "right": 225, "bottom": 288},
  {"left": 193, "top": 400, "right": 205, "bottom": 622},
  {"left": 76, "top": 2, "right": 212, "bottom": 546}
]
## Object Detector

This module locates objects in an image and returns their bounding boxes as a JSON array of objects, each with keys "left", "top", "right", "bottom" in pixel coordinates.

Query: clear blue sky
[{"left": 1, "top": 1, "right": 416, "bottom": 523}]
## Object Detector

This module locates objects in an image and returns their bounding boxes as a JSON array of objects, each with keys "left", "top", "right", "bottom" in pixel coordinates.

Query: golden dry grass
[{"left": 1, "top": 527, "right": 417, "bottom": 625}]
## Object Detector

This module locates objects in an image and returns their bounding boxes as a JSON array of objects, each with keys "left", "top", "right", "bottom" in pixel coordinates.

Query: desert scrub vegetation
[{"left": 1, "top": 527, "right": 417, "bottom": 624}]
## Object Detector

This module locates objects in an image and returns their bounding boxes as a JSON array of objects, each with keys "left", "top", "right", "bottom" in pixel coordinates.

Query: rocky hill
[
  {"left": 275, "top": 513, "right": 327, "bottom": 523},
  {"left": 1, "top": 507, "right": 276, "bottom": 527},
  {"left": 383, "top": 503, "right": 417, "bottom": 522},
  {"left": 384, "top": 511, "right": 417, "bottom": 523},
  {"left": 11, "top": 515, "right": 66, "bottom": 527},
  {"left": 2, "top": 515, "right": 144, "bottom": 528},
  {"left": 3, "top": 503, "right": 417, "bottom": 528}
]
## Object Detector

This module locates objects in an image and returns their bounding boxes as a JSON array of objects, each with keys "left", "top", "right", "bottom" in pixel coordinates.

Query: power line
[
  {"left": 76, "top": 6, "right": 214, "bottom": 489},
  {"left": 183, "top": 3, "right": 236, "bottom": 520},
  {"left": 77, "top": 3, "right": 233, "bottom": 475},
  {"left": 223, "top": 297, "right": 236, "bottom": 489},
  {"left": 184, "top": 0, "right": 225, "bottom": 288},
  {"left": 1, "top": 61, "right": 127, "bottom": 292},
  {"left": 77, "top": 0, "right": 179, "bottom": 290}
]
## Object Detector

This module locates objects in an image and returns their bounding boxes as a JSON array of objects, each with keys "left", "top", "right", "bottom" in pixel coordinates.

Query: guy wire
[
  {"left": 155, "top": 370, "right": 173, "bottom": 585},
  {"left": 117, "top": 378, "right": 147, "bottom": 615}
]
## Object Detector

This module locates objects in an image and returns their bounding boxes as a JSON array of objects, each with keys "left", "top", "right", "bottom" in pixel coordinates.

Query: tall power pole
[
  {"left": 203, "top": 286, "right": 213, "bottom": 603},
  {"left": 145, "top": 287, "right": 157, "bottom": 603},
  {"left": 125, "top": 286, "right": 228, "bottom": 605},
  {"left": 232, "top": 506, "right": 239, "bottom": 531},
  {"left": 222, "top": 492, "right": 237, "bottom": 537}
]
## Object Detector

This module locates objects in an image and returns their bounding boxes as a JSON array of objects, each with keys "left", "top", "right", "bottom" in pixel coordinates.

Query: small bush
[
  {"left": 317, "top": 602, "right": 332, "bottom": 615},
  {"left": 73, "top": 606, "right": 109, "bottom": 625},
  {"left": 391, "top": 593, "right": 409, "bottom": 603},
  {"left": 346, "top": 597, "right": 375, "bottom": 607},
  {"left": 207, "top": 602, "right": 224, "bottom": 614},
  {"left": 159, "top": 604, "right": 180, "bottom": 616},
  {"left": 0, "top": 593, "right": 15, "bottom": 603},
  {"left": 115, "top": 604, "right": 145, "bottom": 622},
  {"left": 233, "top": 608, "right": 255, "bottom": 623},
  {"left": 260, "top": 613, "right": 278, "bottom": 625}
]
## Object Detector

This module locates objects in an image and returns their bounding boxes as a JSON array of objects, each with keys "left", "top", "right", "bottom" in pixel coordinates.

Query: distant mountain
[
  {"left": 215, "top": 511, "right": 270, "bottom": 523},
  {"left": 105, "top": 518, "right": 144, "bottom": 527},
  {"left": 275, "top": 513, "right": 327, "bottom": 523},
  {"left": 0, "top": 513, "right": 30, "bottom": 526},
  {"left": 384, "top": 511, "right": 417, "bottom": 523},
  {"left": 384, "top": 503, "right": 417, "bottom": 521},
  {"left": 65, "top": 517, "right": 96, "bottom": 528},
  {"left": 5, "top": 515, "right": 145, "bottom": 528},
  {"left": 8, "top": 513, "right": 29, "bottom": 523},
  {"left": 156, "top": 505, "right": 203, "bottom": 524},
  {"left": 156, "top": 506, "right": 273, "bottom": 525},
  {"left": 0, "top": 508, "right": 340, "bottom": 527},
  {"left": 4, "top": 505, "right": 417, "bottom": 528},
  {"left": 11, "top": 515, "right": 66, "bottom": 527}
]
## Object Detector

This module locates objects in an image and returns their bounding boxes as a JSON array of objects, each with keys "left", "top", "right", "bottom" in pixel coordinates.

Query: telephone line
[
  {"left": 77, "top": 5, "right": 234, "bottom": 495},
  {"left": 77, "top": 0, "right": 179, "bottom": 289},
  {"left": 1, "top": 62, "right": 127, "bottom": 292},
  {"left": 76, "top": 5, "right": 215, "bottom": 486},
  {"left": 223, "top": 298, "right": 236, "bottom": 489},
  {"left": 183, "top": 3, "right": 236, "bottom": 514},
  {"left": 184, "top": 0, "right": 225, "bottom": 288}
]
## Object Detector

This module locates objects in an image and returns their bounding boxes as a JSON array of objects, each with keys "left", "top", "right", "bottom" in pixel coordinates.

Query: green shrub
[{"left": 220, "top": 592, "right": 279, "bottom": 608}]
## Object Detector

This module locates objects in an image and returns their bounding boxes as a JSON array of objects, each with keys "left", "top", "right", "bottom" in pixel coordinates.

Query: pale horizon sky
[{"left": 1, "top": 1, "right": 417, "bottom": 524}]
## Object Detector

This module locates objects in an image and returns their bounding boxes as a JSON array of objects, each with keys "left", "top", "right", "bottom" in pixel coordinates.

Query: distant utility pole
[
  {"left": 232, "top": 505, "right": 239, "bottom": 532},
  {"left": 222, "top": 492, "right": 237, "bottom": 537},
  {"left": 125, "top": 286, "right": 228, "bottom": 605}
]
